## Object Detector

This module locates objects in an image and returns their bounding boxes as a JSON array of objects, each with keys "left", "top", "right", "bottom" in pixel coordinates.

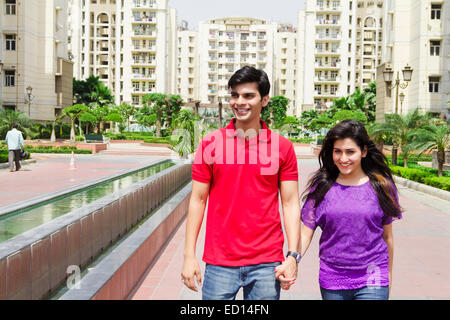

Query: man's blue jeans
[
  {"left": 320, "top": 286, "right": 389, "bottom": 300},
  {"left": 202, "top": 262, "right": 281, "bottom": 300}
]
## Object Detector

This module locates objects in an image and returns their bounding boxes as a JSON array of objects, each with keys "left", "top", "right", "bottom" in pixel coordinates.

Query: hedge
[
  {"left": 0, "top": 151, "right": 31, "bottom": 163},
  {"left": 289, "top": 138, "right": 315, "bottom": 143},
  {"left": 24, "top": 145, "right": 92, "bottom": 154},
  {"left": 390, "top": 165, "right": 450, "bottom": 191},
  {"left": 142, "top": 136, "right": 173, "bottom": 145}
]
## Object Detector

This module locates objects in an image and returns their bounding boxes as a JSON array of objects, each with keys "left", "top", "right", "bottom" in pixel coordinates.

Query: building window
[
  {"left": 431, "top": 4, "right": 441, "bottom": 20},
  {"left": 5, "top": 34, "right": 16, "bottom": 51},
  {"left": 429, "top": 77, "right": 440, "bottom": 93},
  {"left": 5, "top": 0, "right": 16, "bottom": 15},
  {"left": 5, "top": 70, "right": 15, "bottom": 87},
  {"left": 430, "top": 40, "right": 441, "bottom": 56}
]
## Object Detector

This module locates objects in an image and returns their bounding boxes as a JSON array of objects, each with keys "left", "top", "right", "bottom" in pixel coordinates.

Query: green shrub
[
  {"left": 143, "top": 136, "right": 172, "bottom": 145},
  {"left": 389, "top": 166, "right": 431, "bottom": 183},
  {"left": 289, "top": 138, "right": 315, "bottom": 143},
  {"left": 424, "top": 176, "right": 450, "bottom": 192}
]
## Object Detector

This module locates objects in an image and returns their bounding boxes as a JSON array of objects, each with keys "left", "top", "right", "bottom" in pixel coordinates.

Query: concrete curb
[
  {"left": 0, "top": 159, "right": 36, "bottom": 169},
  {"left": 393, "top": 175, "right": 450, "bottom": 202}
]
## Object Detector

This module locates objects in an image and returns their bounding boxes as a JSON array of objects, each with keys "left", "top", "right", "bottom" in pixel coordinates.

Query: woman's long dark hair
[{"left": 303, "top": 120, "right": 402, "bottom": 218}]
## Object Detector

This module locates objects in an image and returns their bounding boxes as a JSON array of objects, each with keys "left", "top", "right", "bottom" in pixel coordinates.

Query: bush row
[
  {"left": 142, "top": 136, "right": 174, "bottom": 145},
  {"left": 0, "top": 151, "right": 31, "bottom": 163},
  {"left": 104, "top": 132, "right": 154, "bottom": 141},
  {"left": 390, "top": 165, "right": 450, "bottom": 191},
  {"left": 289, "top": 138, "right": 315, "bottom": 143},
  {"left": 24, "top": 146, "right": 92, "bottom": 154},
  {"left": 385, "top": 153, "right": 433, "bottom": 163}
]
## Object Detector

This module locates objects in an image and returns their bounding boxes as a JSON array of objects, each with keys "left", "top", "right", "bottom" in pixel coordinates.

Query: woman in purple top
[{"left": 299, "top": 120, "right": 402, "bottom": 300}]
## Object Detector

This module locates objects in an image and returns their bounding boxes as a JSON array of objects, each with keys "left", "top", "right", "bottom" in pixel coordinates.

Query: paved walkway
[
  {"left": 1, "top": 142, "right": 449, "bottom": 300},
  {"left": 130, "top": 155, "right": 450, "bottom": 300}
]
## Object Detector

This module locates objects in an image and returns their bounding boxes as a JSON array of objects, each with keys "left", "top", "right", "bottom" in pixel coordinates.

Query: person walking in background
[
  {"left": 299, "top": 120, "right": 402, "bottom": 300},
  {"left": 5, "top": 123, "right": 25, "bottom": 172},
  {"left": 181, "top": 66, "right": 301, "bottom": 300}
]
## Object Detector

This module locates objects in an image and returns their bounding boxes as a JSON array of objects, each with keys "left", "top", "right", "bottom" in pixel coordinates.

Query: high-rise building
[
  {"left": 68, "top": 0, "right": 177, "bottom": 107},
  {"left": 176, "top": 21, "right": 198, "bottom": 104},
  {"left": 0, "top": 0, "right": 73, "bottom": 121},
  {"left": 377, "top": 0, "right": 449, "bottom": 121},
  {"left": 354, "top": 0, "right": 384, "bottom": 90},
  {"left": 275, "top": 24, "right": 298, "bottom": 116},
  {"left": 297, "top": 0, "right": 386, "bottom": 114},
  {"left": 197, "top": 17, "right": 277, "bottom": 105},
  {"left": 297, "top": 0, "right": 355, "bottom": 113}
]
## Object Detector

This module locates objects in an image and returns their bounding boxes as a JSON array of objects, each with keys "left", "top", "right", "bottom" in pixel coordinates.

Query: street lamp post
[
  {"left": 26, "top": 85, "right": 33, "bottom": 118},
  {"left": 383, "top": 64, "right": 413, "bottom": 166}
]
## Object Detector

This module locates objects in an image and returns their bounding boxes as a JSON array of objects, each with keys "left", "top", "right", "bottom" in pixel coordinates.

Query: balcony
[
  {"left": 132, "top": 45, "right": 155, "bottom": 52},
  {"left": 132, "top": 17, "right": 156, "bottom": 24},
  {"left": 314, "top": 76, "right": 341, "bottom": 83},
  {"left": 132, "top": 0, "right": 156, "bottom": 8},
  {"left": 315, "top": 62, "right": 340, "bottom": 69},
  {"left": 315, "top": 49, "right": 341, "bottom": 55},
  {"left": 314, "top": 91, "right": 338, "bottom": 97},
  {"left": 132, "top": 73, "right": 156, "bottom": 80},
  {"left": 316, "top": 5, "right": 342, "bottom": 12},
  {"left": 316, "top": 19, "right": 341, "bottom": 27},
  {"left": 316, "top": 33, "right": 340, "bottom": 40},
  {"left": 132, "top": 59, "right": 156, "bottom": 66}
]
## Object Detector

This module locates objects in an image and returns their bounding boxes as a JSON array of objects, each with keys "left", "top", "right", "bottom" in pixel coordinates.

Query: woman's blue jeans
[
  {"left": 320, "top": 286, "right": 390, "bottom": 300},
  {"left": 202, "top": 262, "right": 281, "bottom": 300}
]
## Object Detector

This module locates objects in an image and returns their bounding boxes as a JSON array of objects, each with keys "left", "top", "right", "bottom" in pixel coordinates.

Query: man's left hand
[{"left": 274, "top": 257, "right": 298, "bottom": 290}]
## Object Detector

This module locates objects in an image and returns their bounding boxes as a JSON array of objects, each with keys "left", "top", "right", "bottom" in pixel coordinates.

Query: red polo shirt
[{"left": 192, "top": 119, "right": 298, "bottom": 266}]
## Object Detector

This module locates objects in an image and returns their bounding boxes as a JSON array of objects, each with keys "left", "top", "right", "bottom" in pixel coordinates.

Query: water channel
[{"left": 0, "top": 160, "right": 175, "bottom": 243}]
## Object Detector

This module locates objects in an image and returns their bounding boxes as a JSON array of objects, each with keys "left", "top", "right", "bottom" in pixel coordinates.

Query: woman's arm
[
  {"left": 383, "top": 223, "right": 394, "bottom": 297},
  {"left": 299, "top": 223, "right": 315, "bottom": 257}
]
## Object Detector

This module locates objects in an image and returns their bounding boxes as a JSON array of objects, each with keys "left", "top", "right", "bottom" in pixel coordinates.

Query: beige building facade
[
  {"left": 377, "top": 0, "right": 449, "bottom": 121},
  {"left": 275, "top": 24, "right": 298, "bottom": 116},
  {"left": 0, "top": 0, "right": 73, "bottom": 121},
  {"left": 68, "top": 0, "right": 177, "bottom": 108},
  {"left": 197, "top": 17, "right": 277, "bottom": 106}
]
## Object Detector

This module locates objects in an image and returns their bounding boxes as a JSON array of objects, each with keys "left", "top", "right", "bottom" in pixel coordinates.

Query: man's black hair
[
  {"left": 228, "top": 66, "right": 270, "bottom": 99},
  {"left": 12, "top": 123, "right": 18, "bottom": 129}
]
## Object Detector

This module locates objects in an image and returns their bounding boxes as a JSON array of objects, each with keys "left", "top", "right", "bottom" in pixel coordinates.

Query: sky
[{"left": 168, "top": 0, "right": 306, "bottom": 30}]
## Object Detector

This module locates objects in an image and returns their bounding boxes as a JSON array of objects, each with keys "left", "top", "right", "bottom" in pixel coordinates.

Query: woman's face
[{"left": 332, "top": 138, "right": 367, "bottom": 176}]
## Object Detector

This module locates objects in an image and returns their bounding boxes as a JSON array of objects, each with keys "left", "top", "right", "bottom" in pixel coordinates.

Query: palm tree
[
  {"left": 372, "top": 108, "right": 427, "bottom": 167},
  {"left": 172, "top": 109, "right": 199, "bottom": 158},
  {"left": 409, "top": 122, "right": 449, "bottom": 177},
  {"left": 50, "top": 114, "right": 66, "bottom": 142},
  {"left": 0, "top": 107, "right": 34, "bottom": 138}
]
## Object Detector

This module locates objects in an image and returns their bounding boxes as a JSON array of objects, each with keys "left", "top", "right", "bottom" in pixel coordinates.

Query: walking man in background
[{"left": 5, "top": 124, "right": 25, "bottom": 172}]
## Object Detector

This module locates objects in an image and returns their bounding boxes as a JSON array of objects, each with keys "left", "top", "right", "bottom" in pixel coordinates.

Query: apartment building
[
  {"left": 354, "top": 0, "right": 384, "bottom": 90},
  {"left": 197, "top": 17, "right": 277, "bottom": 105},
  {"left": 377, "top": 0, "right": 449, "bottom": 121},
  {"left": 275, "top": 24, "right": 297, "bottom": 116},
  {"left": 176, "top": 21, "right": 198, "bottom": 104},
  {"left": 297, "top": 0, "right": 356, "bottom": 113},
  {"left": 68, "top": 0, "right": 177, "bottom": 108},
  {"left": 0, "top": 0, "right": 73, "bottom": 121}
]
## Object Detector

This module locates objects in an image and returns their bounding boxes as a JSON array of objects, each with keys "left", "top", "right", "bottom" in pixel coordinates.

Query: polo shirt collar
[{"left": 225, "top": 118, "right": 271, "bottom": 142}]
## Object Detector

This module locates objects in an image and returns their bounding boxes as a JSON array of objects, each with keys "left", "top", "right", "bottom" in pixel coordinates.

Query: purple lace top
[{"left": 301, "top": 180, "right": 402, "bottom": 290}]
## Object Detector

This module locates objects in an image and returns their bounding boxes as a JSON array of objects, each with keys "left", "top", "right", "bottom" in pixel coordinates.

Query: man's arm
[
  {"left": 19, "top": 132, "right": 24, "bottom": 149},
  {"left": 275, "top": 180, "right": 301, "bottom": 289},
  {"left": 181, "top": 180, "right": 210, "bottom": 292}
]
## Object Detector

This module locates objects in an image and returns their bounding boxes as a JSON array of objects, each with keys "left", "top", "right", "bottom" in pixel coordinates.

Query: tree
[
  {"left": 261, "top": 95, "right": 289, "bottom": 128},
  {"left": 73, "top": 75, "right": 102, "bottom": 105},
  {"left": 134, "top": 105, "right": 156, "bottom": 131},
  {"left": 363, "top": 81, "right": 376, "bottom": 122},
  {"left": 114, "top": 103, "right": 135, "bottom": 132},
  {"left": 409, "top": 122, "right": 449, "bottom": 177},
  {"left": 372, "top": 108, "right": 427, "bottom": 167},
  {"left": 331, "top": 109, "right": 367, "bottom": 125},
  {"left": 143, "top": 93, "right": 166, "bottom": 137},
  {"left": 171, "top": 109, "right": 199, "bottom": 158},
  {"left": 299, "top": 110, "right": 320, "bottom": 131},
  {"left": 79, "top": 111, "right": 97, "bottom": 135},
  {"left": 165, "top": 95, "right": 184, "bottom": 129},
  {"left": 0, "top": 107, "right": 34, "bottom": 139},
  {"left": 63, "top": 104, "right": 88, "bottom": 142},
  {"left": 50, "top": 114, "right": 66, "bottom": 142}
]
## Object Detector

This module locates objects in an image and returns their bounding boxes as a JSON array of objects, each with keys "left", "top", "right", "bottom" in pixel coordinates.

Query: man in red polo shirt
[{"left": 181, "top": 66, "right": 301, "bottom": 300}]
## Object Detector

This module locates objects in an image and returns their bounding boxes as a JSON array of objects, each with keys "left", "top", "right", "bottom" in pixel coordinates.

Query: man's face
[{"left": 229, "top": 82, "right": 269, "bottom": 124}]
